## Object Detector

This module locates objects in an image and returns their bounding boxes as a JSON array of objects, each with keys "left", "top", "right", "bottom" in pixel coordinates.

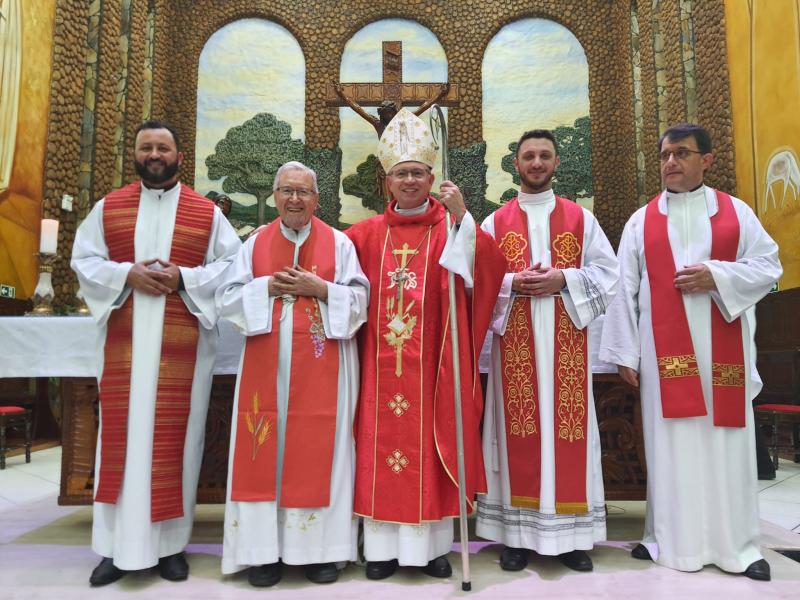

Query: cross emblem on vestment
[
  {"left": 384, "top": 242, "right": 420, "bottom": 378},
  {"left": 386, "top": 449, "right": 410, "bottom": 474}
]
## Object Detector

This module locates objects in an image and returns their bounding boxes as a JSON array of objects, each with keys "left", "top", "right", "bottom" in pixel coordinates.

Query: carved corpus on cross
[
  {"left": 385, "top": 241, "right": 420, "bottom": 378},
  {"left": 327, "top": 41, "right": 459, "bottom": 112}
]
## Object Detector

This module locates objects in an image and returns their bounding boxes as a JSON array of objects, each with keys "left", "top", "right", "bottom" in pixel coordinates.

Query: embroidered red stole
[
  {"left": 493, "top": 197, "right": 589, "bottom": 514},
  {"left": 96, "top": 182, "right": 214, "bottom": 522},
  {"left": 230, "top": 217, "right": 340, "bottom": 507},
  {"left": 644, "top": 189, "right": 745, "bottom": 427}
]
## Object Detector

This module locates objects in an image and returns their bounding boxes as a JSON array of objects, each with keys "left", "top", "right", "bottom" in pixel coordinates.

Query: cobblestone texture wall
[{"left": 43, "top": 0, "right": 732, "bottom": 305}]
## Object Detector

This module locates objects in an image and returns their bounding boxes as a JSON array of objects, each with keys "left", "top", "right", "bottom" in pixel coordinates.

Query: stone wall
[{"left": 42, "top": 0, "right": 733, "bottom": 307}]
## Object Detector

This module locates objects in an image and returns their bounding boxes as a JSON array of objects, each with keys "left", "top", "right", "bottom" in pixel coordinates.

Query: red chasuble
[
  {"left": 347, "top": 199, "right": 505, "bottom": 524},
  {"left": 230, "top": 217, "right": 340, "bottom": 507},
  {"left": 492, "top": 197, "right": 590, "bottom": 514},
  {"left": 644, "top": 189, "right": 746, "bottom": 427},
  {"left": 97, "top": 182, "right": 214, "bottom": 522}
]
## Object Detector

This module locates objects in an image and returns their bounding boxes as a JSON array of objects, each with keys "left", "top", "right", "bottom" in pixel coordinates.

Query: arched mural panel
[
  {"left": 195, "top": 18, "right": 305, "bottom": 233},
  {"left": 482, "top": 18, "right": 591, "bottom": 210},
  {"left": 338, "top": 18, "right": 448, "bottom": 225}
]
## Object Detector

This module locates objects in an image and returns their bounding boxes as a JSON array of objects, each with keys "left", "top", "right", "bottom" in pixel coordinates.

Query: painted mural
[
  {"left": 727, "top": 0, "right": 800, "bottom": 290},
  {"left": 483, "top": 18, "right": 591, "bottom": 210},
  {"left": 0, "top": 0, "right": 56, "bottom": 300},
  {"left": 195, "top": 18, "right": 305, "bottom": 236},
  {"left": 194, "top": 17, "right": 592, "bottom": 232}
]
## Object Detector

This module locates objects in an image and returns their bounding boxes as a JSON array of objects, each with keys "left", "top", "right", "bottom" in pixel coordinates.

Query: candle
[{"left": 39, "top": 219, "right": 59, "bottom": 254}]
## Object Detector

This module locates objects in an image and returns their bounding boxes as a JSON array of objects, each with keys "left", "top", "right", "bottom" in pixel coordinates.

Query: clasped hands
[
  {"left": 126, "top": 259, "right": 180, "bottom": 296},
  {"left": 268, "top": 266, "right": 328, "bottom": 301},
  {"left": 511, "top": 262, "right": 566, "bottom": 297}
]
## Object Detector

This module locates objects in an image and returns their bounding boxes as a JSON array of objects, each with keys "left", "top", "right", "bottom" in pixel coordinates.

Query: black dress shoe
[
  {"left": 422, "top": 555, "right": 452, "bottom": 578},
  {"left": 158, "top": 552, "right": 189, "bottom": 581},
  {"left": 558, "top": 549, "right": 593, "bottom": 572},
  {"left": 306, "top": 562, "right": 339, "bottom": 584},
  {"left": 248, "top": 562, "right": 282, "bottom": 587},
  {"left": 366, "top": 559, "right": 398, "bottom": 580},
  {"left": 744, "top": 559, "right": 771, "bottom": 581},
  {"left": 631, "top": 543, "right": 652, "bottom": 561},
  {"left": 89, "top": 557, "right": 125, "bottom": 586},
  {"left": 499, "top": 546, "right": 529, "bottom": 571}
]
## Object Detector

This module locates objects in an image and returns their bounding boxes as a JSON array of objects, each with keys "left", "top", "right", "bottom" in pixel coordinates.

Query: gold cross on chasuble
[{"left": 385, "top": 242, "right": 419, "bottom": 377}]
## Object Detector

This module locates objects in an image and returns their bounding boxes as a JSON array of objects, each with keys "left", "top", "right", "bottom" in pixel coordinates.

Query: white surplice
[
  {"left": 599, "top": 186, "right": 782, "bottom": 572},
  {"left": 476, "top": 190, "right": 619, "bottom": 555},
  {"left": 362, "top": 202, "right": 478, "bottom": 567},
  {"left": 71, "top": 183, "right": 241, "bottom": 570},
  {"left": 217, "top": 222, "right": 369, "bottom": 572}
]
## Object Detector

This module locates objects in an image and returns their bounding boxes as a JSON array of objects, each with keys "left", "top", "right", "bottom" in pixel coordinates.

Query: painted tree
[
  {"left": 206, "top": 112, "right": 305, "bottom": 225},
  {"left": 342, "top": 154, "right": 386, "bottom": 214},
  {"left": 500, "top": 115, "right": 593, "bottom": 203}
]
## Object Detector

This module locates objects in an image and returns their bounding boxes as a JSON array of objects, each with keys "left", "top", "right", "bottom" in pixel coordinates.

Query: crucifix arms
[
  {"left": 333, "top": 83, "right": 381, "bottom": 132},
  {"left": 413, "top": 82, "right": 450, "bottom": 117}
]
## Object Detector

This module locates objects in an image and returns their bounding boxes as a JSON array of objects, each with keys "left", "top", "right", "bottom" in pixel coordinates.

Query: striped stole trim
[{"left": 97, "top": 182, "right": 215, "bottom": 521}]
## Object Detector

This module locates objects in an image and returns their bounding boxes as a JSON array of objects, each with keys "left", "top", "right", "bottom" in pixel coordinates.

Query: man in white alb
[{"left": 600, "top": 123, "right": 781, "bottom": 581}]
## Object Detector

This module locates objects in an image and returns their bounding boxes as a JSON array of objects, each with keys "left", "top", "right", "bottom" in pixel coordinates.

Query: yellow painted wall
[
  {"left": 726, "top": 0, "right": 800, "bottom": 290},
  {"left": 0, "top": 0, "right": 56, "bottom": 299}
]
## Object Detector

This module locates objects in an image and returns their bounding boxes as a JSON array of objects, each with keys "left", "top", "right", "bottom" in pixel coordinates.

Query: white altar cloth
[{"left": 0, "top": 316, "right": 244, "bottom": 378}]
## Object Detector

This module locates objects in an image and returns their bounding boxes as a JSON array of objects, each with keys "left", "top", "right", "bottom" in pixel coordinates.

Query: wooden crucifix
[{"left": 327, "top": 41, "right": 460, "bottom": 137}]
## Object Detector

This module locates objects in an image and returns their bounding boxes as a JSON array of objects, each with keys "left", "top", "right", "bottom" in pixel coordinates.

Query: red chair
[
  {"left": 0, "top": 406, "right": 32, "bottom": 469},
  {"left": 755, "top": 403, "right": 800, "bottom": 470}
]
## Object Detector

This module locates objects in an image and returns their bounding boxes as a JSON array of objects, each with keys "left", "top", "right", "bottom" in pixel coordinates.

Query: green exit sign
[{"left": 0, "top": 284, "right": 16, "bottom": 299}]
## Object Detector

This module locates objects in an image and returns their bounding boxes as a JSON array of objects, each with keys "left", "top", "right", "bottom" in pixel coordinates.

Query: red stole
[
  {"left": 644, "top": 189, "right": 745, "bottom": 427},
  {"left": 97, "top": 182, "right": 214, "bottom": 522},
  {"left": 347, "top": 199, "right": 506, "bottom": 523},
  {"left": 230, "top": 217, "right": 341, "bottom": 507},
  {"left": 493, "top": 197, "right": 589, "bottom": 514}
]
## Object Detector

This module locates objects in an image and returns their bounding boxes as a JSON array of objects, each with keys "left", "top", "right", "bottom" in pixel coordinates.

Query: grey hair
[{"left": 273, "top": 161, "right": 319, "bottom": 193}]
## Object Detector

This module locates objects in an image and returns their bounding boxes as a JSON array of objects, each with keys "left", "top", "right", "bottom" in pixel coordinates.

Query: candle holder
[
  {"left": 27, "top": 253, "right": 58, "bottom": 316},
  {"left": 72, "top": 287, "right": 91, "bottom": 316}
]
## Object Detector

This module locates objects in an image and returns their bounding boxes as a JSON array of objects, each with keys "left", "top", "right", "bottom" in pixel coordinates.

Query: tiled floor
[{"left": 1, "top": 447, "right": 799, "bottom": 599}]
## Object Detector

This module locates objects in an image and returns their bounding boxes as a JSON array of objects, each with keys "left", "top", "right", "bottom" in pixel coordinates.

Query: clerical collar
[
  {"left": 279, "top": 220, "right": 311, "bottom": 240},
  {"left": 141, "top": 180, "right": 179, "bottom": 193},
  {"left": 666, "top": 182, "right": 704, "bottom": 195},
  {"left": 393, "top": 199, "right": 430, "bottom": 216},
  {"left": 518, "top": 189, "right": 555, "bottom": 205}
]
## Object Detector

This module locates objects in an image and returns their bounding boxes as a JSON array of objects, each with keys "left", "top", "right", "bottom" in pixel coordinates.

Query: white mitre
[{"left": 377, "top": 108, "right": 438, "bottom": 172}]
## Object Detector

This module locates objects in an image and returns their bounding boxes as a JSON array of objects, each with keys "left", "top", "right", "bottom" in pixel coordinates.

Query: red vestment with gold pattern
[{"left": 346, "top": 199, "right": 505, "bottom": 524}]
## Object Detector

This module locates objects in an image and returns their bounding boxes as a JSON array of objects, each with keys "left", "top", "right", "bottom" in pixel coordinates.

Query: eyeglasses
[
  {"left": 388, "top": 168, "right": 431, "bottom": 180},
  {"left": 276, "top": 187, "right": 313, "bottom": 199},
  {"left": 659, "top": 148, "right": 705, "bottom": 162}
]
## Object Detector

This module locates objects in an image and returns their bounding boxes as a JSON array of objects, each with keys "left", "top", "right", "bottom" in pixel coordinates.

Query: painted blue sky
[
  {"left": 194, "top": 18, "right": 305, "bottom": 207},
  {"left": 483, "top": 18, "right": 590, "bottom": 205}
]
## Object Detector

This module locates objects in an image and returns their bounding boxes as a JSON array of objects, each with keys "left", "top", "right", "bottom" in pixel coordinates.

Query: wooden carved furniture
[
  {"left": 0, "top": 406, "right": 32, "bottom": 469},
  {"left": 755, "top": 288, "right": 800, "bottom": 463}
]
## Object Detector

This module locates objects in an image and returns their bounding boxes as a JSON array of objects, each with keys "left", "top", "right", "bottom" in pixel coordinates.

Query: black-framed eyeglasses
[{"left": 659, "top": 148, "right": 705, "bottom": 162}]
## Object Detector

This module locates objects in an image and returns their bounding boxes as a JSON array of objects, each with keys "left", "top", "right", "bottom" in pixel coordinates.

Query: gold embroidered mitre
[{"left": 377, "top": 108, "right": 438, "bottom": 172}]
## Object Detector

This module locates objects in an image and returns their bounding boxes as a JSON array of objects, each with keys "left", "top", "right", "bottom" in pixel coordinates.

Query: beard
[
  {"left": 519, "top": 168, "right": 555, "bottom": 193},
  {"left": 135, "top": 157, "right": 180, "bottom": 186}
]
